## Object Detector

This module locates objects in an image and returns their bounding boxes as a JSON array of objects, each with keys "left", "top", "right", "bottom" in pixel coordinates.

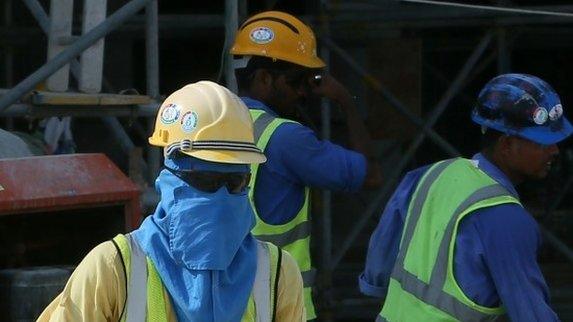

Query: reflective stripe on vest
[
  {"left": 254, "top": 241, "right": 271, "bottom": 322},
  {"left": 380, "top": 159, "right": 519, "bottom": 322},
  {"left": 125, "top": 234, "right": 147, "bottom": 322},
  {"left": 249, "top": 109, "right": 316, "bottom": 319},
  {"left": 113, "top": 234, "right": 169, "bottom": 322},
  {"left": 113, "top": 234, "right": 279, "bottom": 322}
]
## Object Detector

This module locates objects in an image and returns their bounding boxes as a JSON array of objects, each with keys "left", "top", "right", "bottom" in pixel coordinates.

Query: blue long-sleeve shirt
[
  {"left": 359, "top": 153, "right": 559, "bottom": 321},
  {"left": 242, "top": 97, "right": 367, "bottom": 225}
]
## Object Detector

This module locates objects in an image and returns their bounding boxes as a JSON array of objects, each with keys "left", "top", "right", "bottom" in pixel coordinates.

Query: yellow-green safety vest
[
  {"left": 112, "top": 234, "right": 281, "bottom": 322},
  {"left": 248, "top": 109, "right": 316, "bottom": 320},
  {"left": 379, "top": 158, "right": 520, "bottom": 322}
]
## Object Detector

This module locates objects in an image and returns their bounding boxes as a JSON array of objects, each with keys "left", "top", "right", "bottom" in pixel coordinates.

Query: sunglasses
[
  {"left": 166, "top": 168, "right": 250, "bottom": 194},
  {"left": 276, "top": 69, "right": 323, "bottom": 88}
]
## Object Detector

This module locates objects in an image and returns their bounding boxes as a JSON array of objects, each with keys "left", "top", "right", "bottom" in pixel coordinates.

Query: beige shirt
[{"left": 37, "top": 240, "right": 306, "bottom": 321}]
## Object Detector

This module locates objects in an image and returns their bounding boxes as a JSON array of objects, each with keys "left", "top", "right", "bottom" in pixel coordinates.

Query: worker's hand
[{"left": 307, "top": 74, "right": 352, "bottom": 106}]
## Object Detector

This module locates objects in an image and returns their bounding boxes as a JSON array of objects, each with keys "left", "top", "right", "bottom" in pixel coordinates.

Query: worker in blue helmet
[{"left": 359, "top": 73, "right": 572, "bottom": 321}]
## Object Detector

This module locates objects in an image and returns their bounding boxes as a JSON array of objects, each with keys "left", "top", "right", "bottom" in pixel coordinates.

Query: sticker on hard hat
[
  {"left": 181, "top": 111, "right": 199, "bottom": 133},
  {"left": 533, "top": 107, "right": 548, "bottom": 125},
  {"left": 161, "top": 103, "right": 180, "bottom": 124},
  {"left": 549, "top": 104, "right": 563, "bottom": 121},
  {"left": 250, "top": 27, "right": 274, "bottom": 44}
]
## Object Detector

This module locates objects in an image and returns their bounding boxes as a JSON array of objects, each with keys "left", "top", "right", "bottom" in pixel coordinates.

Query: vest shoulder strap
[
  {"left": 253, "top": 240, "right": 282, "bottom": 322},
  {"left": 112, "top": 234, "right": 148, "bottom": 322},
  {"left": 250, "top": 110, "right": 298, "bottom": 150},
  {"left": 111, "top": 235, "right": 129, "bottom": 322}
]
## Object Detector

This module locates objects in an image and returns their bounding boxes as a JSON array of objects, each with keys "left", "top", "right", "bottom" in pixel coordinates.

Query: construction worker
[
  {"left": 359, "top": 73, "right": 571, "bottom": 321},
  {"left": 38, "top": 81, "right": 305, "bottom": 321},
  {"left": 230, "top": 11, "right": 382, "bottom": 319}
]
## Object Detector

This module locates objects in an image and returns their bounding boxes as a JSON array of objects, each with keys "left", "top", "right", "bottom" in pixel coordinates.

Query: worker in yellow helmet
[
  {"left": 231, "top": 11, "right": 382, "bottom": 320},
  {"left": 38, "top": 81, "right": 305, "bottom": 321}
]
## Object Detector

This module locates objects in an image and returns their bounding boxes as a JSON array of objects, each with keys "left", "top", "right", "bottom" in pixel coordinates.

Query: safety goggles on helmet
[{"left": 166, "top": 167, "right": 250, "bottom": 194}]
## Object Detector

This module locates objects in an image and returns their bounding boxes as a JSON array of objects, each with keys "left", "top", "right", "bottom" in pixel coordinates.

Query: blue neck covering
[{"left": 132, "top": 155, "right": 257, "bottom": 322}]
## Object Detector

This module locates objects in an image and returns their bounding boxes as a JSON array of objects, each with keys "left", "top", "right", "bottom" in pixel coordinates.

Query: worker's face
[
  {"left": 504, "top": 136, "right": 559, "bottom": 181},
  {"left": 266, "top": 69, "right": 311, "bottom": 118}
]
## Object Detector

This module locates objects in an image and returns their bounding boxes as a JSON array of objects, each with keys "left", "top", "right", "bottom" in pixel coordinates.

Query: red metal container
[{"left": 0, "top": 153, "right": 141, "bottom": 268}]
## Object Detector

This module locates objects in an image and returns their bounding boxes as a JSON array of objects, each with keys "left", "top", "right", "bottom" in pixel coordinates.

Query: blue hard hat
[{"left": 472, "top": 73, "right": 573, "bottom": 145}]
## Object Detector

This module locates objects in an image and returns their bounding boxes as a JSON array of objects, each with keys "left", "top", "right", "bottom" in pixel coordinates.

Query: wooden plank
[
  {"left": 79, "top": 0, "right": 107, "bottom": 93},
  {"left": 46, "top": 0, "right": 74, "bottom": 92},
  {"left": 29, "top": 91, "right": 153, "bottom": 106}
]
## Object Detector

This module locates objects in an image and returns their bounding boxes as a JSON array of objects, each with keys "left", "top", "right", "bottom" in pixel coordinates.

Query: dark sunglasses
[
  {"left": 276, "top": 69, "right": 322, "bottom": 88},
  {"left": 166, "top": 168, "right": 250, "bottom": 194}
]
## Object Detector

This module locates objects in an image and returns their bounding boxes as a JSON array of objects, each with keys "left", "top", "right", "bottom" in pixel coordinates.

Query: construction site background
[{"left": 0, "top": 0, "right": 572, "bottom": 321}]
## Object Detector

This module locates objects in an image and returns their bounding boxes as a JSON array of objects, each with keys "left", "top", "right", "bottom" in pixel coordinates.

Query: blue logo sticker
[
  {"left": 181, "top": 111, "right": 198, "bottom": 133},
  {"left": 160, "top": 103, "right": 180, "bottom": 124},
  {"left": 250, "top": 27, "right": 274, "bottom": 44}
]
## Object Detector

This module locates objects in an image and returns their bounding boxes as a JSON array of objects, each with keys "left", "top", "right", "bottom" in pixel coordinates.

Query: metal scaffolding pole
[
  {"left": 318, "top": 2, "right": 333, "bottom": 320},
  {"left": 23, "top": 0, "right": 119, "bottom": 95},
  {"left": 146, "top": 0, "right": 160, "bottom": 182},
  {"left": 497, "top": 27, "right": 511, "bottom": 73},
  {"left": 22, "top": 0, "right": 48, "bottom": 33},
  {"left": 146, "top": 0, "right": 159, "bottom": 100},
  {"left": 0, "top": 0, "right": 151, "bottom": 113},
  {"left": 3, "top": 0, "right": 14, "bottom": 130},
  {"left": 224, "top": 0, "right": 239, "bottom": 93},
  {"left": 331, "top": 33, "right": 493, "bottom": 269},
  {"left": 22, "top": 0, "right": 151, "bottom": 179},
  {"left": 400, "top": 0, "right": 573, "bottom": 18},
  {"left": 322, "top": 37, "right": 460, "bottom": 157}
]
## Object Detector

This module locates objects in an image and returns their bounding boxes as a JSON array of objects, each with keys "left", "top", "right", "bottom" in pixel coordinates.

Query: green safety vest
[
  {"left": 248, "top": 109, "right": 316, "bottom": 320},
  {"left": 112, "top": 234, "right": 281, "bottom": 322},
  {"left": 379, "top": 158, "right": 520, "bottom": 322}
]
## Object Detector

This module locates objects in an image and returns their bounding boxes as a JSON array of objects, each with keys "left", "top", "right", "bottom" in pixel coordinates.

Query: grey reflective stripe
[
  {"left": 429, "top": 184, "right": 510, "bottom": 289},
  {"left": 375, "top": 315, "right": 388, "bottom": 322},
  {"left": 396, "top": 159, "right": 455, "bottom": 267},
  {"left": 253, "top": 113, "right": 276, "bottom": 143},
  {"left": 301, "top": 268, "right": 316, "bottom": 287},
  {"left": 254, "top": 220, "right": 311, "bottom": 248},
  {"left": 392, "top": 267, "right": 498, "bottom": 321},
  {"left": 125, "top": 234, "right": 147, "bottom": 322},
  {"left": 253, "top": 241, "right": 271, "bottom": 322}
]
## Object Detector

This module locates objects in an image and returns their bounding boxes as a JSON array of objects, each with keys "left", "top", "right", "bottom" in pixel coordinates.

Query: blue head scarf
[{"left": 132, "top": 155, "right": 257, "bottom": 321}]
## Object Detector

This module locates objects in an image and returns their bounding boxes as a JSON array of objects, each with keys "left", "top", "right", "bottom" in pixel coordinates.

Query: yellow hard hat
[
  {"left": 149, "top": 81, "right": 266, "bottom": 164},
  {"left": 231, "top": 11, "right": 325, "bottom": 69}
]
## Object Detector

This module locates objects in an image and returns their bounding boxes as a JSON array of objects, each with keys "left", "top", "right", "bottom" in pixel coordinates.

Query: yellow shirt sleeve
[
  {"left": 276, "top": 250, "right": 307, "bottom": 321},
  {"left": 36, "top": 241, "right": 125, "bottom": 322}
]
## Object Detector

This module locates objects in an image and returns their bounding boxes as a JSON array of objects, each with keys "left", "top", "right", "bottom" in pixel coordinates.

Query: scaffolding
[
  {"left": 2, "top": 0, "right": 573, "bottom": 320},
  {"left": 314, "top": 1, "right": 573, "bottom": 320}
]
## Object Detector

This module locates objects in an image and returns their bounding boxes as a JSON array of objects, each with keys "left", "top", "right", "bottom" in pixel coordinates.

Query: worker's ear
[
  {"left": 253, "top": 69, "right": 274, "bottom": 88},
  {"left": 497, "top": 135, "right": 518, "bottom": 158}
]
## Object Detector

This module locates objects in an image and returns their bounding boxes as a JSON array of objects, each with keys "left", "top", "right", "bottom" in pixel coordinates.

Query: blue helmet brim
[{"left": 472, "top": 112, "right": 573, "bottom": 145}]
